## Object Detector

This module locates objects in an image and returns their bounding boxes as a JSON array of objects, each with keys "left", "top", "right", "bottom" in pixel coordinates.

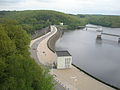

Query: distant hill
[
  {"left": 0, "top": 10, "right": 87, "bottom": 34},
  {"left": 1, "top": 10, "right": 120, "bottom": 34},
  {"left": 77, "top": 14, "right": 120, "bottom": 28}
]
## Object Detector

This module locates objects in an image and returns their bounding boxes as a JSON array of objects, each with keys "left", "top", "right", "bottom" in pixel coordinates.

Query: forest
[
  {"left": 77, "top": 14, "right": 120, "bottom": 28},
  {"left": 0, "top": 10, "right": 87, "bottom": 34},
  {"left": 0, "top": 19, "right": 54, "bottom": 90}
]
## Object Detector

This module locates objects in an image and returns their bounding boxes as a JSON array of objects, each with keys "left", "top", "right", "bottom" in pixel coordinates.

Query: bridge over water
[
  {"left": 79, "top": 25, "right": 120, "bottom": 42},
  {"left": 102, "top": 33, "right": 120, "bottom": 37},
  {"left": 97, "top": 31, "right": 120, "bottom": 42}
]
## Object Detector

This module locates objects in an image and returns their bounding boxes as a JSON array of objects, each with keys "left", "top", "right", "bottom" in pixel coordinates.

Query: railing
[
  {"left": 102, "top": 33, "right": 120, "bottom": 37},
  {"left": 86, "top": 26, "right": 98, "bottom": 28}
]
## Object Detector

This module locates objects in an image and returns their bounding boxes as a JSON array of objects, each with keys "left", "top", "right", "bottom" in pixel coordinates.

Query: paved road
[
  {"left": 29, "top": 27, "right": 66, "bottom": 90},
  {"left": 30, "top": 29, "right": 55, "bottom": 64}
]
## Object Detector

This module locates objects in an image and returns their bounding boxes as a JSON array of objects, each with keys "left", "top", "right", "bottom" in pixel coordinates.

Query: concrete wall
[{"left": 47, "top": 26, "right": 63, "bottom": 53}]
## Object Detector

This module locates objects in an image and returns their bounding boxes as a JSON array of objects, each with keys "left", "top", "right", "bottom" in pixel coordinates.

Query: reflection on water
[
  {"left": 55, "top": 24, "right": 120, "bottom": 88},
  {"left": 96, "top": 39, "right": 102, "bottom": 44},
  {"left": 96, "top": 39, "right": 120, "bottom": 46}
]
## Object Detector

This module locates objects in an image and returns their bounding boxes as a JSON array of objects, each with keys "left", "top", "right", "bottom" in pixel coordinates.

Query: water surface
[{"left": 55, "top": 24, "right": 120, "bottom": 88}]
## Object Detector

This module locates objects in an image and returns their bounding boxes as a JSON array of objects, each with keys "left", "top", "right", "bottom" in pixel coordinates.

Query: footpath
[{"left": 30, "top": 26, "right": 116, "bottom": 90}]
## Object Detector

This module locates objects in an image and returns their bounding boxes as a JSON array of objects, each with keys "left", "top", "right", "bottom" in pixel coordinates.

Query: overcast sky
[{"left": 0, "top": 0, "right": 120, "bottom": 15}]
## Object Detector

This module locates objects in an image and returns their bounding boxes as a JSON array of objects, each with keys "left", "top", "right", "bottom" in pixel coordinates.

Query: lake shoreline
[
  {"left": 56, "top": 24, "right": 120, "bottom": 87},
  {"left": 72, "top": 64, "right": 119, "bottom": 90},
  {"left": 48, "top": 26, "right": 119, "bottom": 89}
]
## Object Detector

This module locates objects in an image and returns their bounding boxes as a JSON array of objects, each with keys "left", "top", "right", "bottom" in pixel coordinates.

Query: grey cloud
[
  {"left": 0, "top": 0, "right": 120, "bottom": 15},
  {"left": 0, "top": 0, "right": 20, "bottom": 3},
  {"left": 35, "top": 0, "right": 56, "bottom": 3},
  {"left": 0, "top": 0, "right": 24, "bottom": 5}
]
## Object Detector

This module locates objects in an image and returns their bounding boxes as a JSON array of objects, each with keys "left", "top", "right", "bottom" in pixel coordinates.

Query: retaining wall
[{"left": 47, "top": 27, "right": 63, "bottom": 53}]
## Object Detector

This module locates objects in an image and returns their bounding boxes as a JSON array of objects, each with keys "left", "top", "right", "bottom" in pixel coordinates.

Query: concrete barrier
[{"left": 47, "top": 26, "right": 63, "bottom": 53}]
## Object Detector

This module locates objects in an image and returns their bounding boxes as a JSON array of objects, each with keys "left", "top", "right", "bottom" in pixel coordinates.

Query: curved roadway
[{"left": 30, "top": 26, "right": 66, "bottom": 90}]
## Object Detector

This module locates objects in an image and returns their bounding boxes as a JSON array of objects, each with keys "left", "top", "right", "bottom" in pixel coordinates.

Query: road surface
[{"left": 29, "top": 26, "right": 66, "bottom": 90}]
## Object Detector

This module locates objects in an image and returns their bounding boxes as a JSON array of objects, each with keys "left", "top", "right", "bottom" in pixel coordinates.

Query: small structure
[
  {"left": 96, "top": 27, "right": 103, "bottom": 39},
  {"left": 60, "top": 22, "right": 63, "bottom": 26},
  {"left": 56, "top": 51, "right": 72, "bottom": 69},
  {"left": 96, "top": 34, "right": 102, "bottom": 39},
  {"left": 118, "top": 38, "right": 120, "bottom": 42}
]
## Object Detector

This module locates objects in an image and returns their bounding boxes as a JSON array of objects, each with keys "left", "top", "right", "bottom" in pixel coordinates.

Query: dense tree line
[
  {"left": 1, "top": 11, "right": 120, "bottom": 33},
  {"left": 0, "top": 19, "right": 54, "bottom": 90},
  {"left": 0, "top": 10, "right": 87, "bottom": 34},
  {"left": 77, "top": 14, "right": 120, "bottom": 28}
]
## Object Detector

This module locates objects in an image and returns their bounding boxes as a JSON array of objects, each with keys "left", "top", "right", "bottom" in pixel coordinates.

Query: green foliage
[
  {"left": 77, "top": 14, "right": 120, "bottom": 28},
  {"left": 0, "top": 18, "right": 30, "bottom": 55},
  {"left": 0, "top": 10, "right": 87, "bottom": 33},
  {"left": 3, "top": 55, "right": 54, "bottom": 90},
  {"left": 5, "top": 25, "right": 30, "bottom": 55},
  {"left": 0, "top": 19, "right": 54, "bottom": 90},
  {"left": 0, "top": 25, "right": 16, "bottom": 57},
  {"left": 0, "top": 58, "right": 6, "bottom": 85}
]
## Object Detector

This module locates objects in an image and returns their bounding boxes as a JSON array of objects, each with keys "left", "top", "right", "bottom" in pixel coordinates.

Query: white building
[
  {"left": 60, "top": 22, "right": 64, "bottom": 26},
  {"left": 56, "top": 51, "right": 72, "bottom": 69}
]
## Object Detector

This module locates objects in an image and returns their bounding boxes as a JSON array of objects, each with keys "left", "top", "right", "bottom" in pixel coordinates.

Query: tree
[
  {"left": 4, "top": 55, "right": 54, "bottom": 90},
  {"left": 0, "top": 25, "right": 16, "bottom": 57},
  {"left": 0, "top": 18, "right": 55, "bottom": 90}
]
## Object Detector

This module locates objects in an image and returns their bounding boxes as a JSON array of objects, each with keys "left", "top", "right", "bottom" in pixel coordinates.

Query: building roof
[{"left": 56, "top": 51, "right": 71, "bottom": 57}]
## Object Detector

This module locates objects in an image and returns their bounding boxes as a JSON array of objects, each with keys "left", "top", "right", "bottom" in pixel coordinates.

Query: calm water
[{"left": 55, "top": 24, "right": 120, "bottom": 88}]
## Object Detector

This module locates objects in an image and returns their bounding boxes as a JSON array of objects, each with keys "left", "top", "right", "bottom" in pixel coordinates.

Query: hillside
[
  {"left": 0, "top": 10, "right": 87, "bottom": 34},
  {"left": 77, "top": 14, "right": 120, "bottom": 28}
]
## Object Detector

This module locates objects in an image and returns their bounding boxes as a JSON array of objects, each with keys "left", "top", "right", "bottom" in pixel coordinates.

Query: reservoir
[{"left": 55, "top": 24, "right": 120, "bottom": 88}]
